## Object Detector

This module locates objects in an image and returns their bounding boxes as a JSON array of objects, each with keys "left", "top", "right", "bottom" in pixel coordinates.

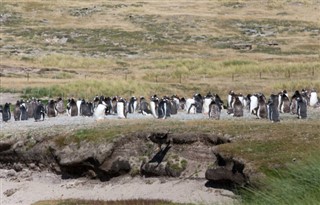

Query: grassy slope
[{"left": 1, "top": 0, "right": 319, "bottom": 98}]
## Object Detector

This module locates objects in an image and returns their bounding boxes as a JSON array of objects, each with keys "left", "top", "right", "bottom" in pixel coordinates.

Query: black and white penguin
[
  {"left": 67, "top": 98, "right": 78, "bottom": 117},
  {"left": 169, "top": 97, "right": 178, "bottom": 115},
  {"left": 93, "top": 101, "right": 107, "bottom": 121},
  {"left": 20, "top": 102, "right": 28, "bottom": 121},
  {"left": 26, "top": 98, "right": 37, "bottom": 119},
  {"left": 158, "top": 98, "right": 169, "bottom": 119},
  {"left": 14, "top": 100, "right": 21, "bottom": 121},
  {"left": 171, "top": 95, "right": 180, "bottom": 112},
  {"left": 233, "top": 96, "right": 243, "bottom": 117},
  {"left": 80, "top": 100, "right": 94, "bottom": 117},
  {"left": 150, "top": 95, "right": 159, "bottom": 118},
  {"left": 47, "top": 99, "right": 57, "bottom": 117},
  {"left": 76, "top": 99, "right": 83, "bottom": 116},
  {"left": 2, "top": 103, "right": 11, "bottom": 122},
  {"left": 256, "top": 94, "right": 267, "bottom": 119},
  {"left": 34, "top": 102, "right": 45, "bottom": 122},
  {"left": 128, "top": 96, "right": 138, "bottom": 114},
  {"left": 249, "top": 94, "right": 259, "bottom": 115},
  {"left": 208, "top": 95, "right": 223, "bottom": 120},
  {"left": 297, "top": 96, "right": 307, "bottom": 119},
  {"left": 309, "top": 89, "right": 318, "bottom": 107},
  {"left": 55, "top": 97, "right": 65, "bottom": 115},
  {"left": 139, "top": 96, "right": 152, "bottom": 115},
  {"left": 290, "top": 90, "right": 300, "bottom": 115},
  {"left": 179, "top": 97, "right": 186, "bottom": 110},
  {"left": 117, "top": 97, "right": 127, "bottom": 119},
  {"left": 227, "top": 90, "right": 234, "bottom": 109},
  {"left": 194, "top": 93, "right": 203, "bottom": 113},
  {"left": 267, "top": 94, "right": 280, "bottom": 122},
  {"left": 203, "top": 92, "right": 213, "bottom": 114},
  {"left": 186, "top": 97, "right": 196, "bottom": 114},
  {"left": 280, "top": 92, "right": 290, "bottom": 113}
]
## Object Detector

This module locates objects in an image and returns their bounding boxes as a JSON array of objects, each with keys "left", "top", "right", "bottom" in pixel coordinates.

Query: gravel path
[{"left": 1, "top": 108, "right": 319, "bottom": 134}]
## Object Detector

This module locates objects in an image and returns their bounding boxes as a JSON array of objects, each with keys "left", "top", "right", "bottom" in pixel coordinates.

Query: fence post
[
  {"left": 232, "top": 73, "right": 234, "bottom": 81},
  {"left": 179, "top": 74, "right": 182, "bottom": 84},
  {"left": 27, "top": 72, "right": 29, "bottom": 82},
  {"left": 259, "top": 72, "right": 262, "bottom": 79},
  {"left": 312, "top": 67, "right": 315, "bottom": 76}
]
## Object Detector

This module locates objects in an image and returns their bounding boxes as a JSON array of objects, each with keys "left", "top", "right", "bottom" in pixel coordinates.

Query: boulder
[
  {"left": 99, "top": 156, "right": 131, "bottom": 176},
  {"left": 205, "top": 167, "right": 246, "bottom": 186}
]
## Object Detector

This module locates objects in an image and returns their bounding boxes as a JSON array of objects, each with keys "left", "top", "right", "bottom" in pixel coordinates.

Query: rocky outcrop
[
  {"left": 205, "top": 151, "right": 248, "bottom": 187},
  {"left": 0, "top": 130, "right": 252, "bottom": 187}
]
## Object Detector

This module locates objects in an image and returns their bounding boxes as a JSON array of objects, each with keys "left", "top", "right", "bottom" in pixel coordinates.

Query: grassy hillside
[{"left": 1, "top": 0, "right": 319, "bottom": 98}]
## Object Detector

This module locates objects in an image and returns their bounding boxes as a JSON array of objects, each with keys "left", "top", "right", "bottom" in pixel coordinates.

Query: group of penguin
[
  {"left": 0, "top": 89, "right": 318, "bottom": 122},
  {"left": 226, "top": 89, "right": 318, "bottom": 122}
]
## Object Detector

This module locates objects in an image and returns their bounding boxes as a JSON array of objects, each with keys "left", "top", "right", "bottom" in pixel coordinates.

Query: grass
[{"left": 241, "top": 154, "right": 320, "bottom": 205}]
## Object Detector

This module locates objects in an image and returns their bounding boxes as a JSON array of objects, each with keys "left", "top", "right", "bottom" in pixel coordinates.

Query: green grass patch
[{"left": 241, "top": 154, "right": 320, "bottom": 205}]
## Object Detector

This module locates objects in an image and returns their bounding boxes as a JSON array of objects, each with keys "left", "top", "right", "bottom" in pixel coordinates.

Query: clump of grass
[{"left": 241, "top": 154, "right": 320, "bottom": 205}]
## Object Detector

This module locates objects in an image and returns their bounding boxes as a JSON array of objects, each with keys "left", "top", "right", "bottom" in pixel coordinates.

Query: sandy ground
[{"left": 0, "top": 170, "right": 236, "bottom": 205}]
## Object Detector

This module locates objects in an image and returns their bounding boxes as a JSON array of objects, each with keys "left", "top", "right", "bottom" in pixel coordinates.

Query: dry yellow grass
[{"left": 1, "top": 0, "right": 319, "bottom": 97}]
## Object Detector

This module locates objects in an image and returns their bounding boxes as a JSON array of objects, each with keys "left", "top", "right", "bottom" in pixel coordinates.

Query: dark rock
[
  {"left": 99, "top": 156, "right": 131, "bottom": 176},
  {"left": 205, "top": 167, "right": 246, "bottom": 186},
  {"left": 141, "top": 162, "right": 167, "bottom": 177},
  {"left": 13, "top": 163, "right": 23, "bottom": 172},
  {"left": 3, "top": 188, "right": 18, "bottom": 197},
  {"left": 0, "top": 142, "right": 12, "bottom": 152}
]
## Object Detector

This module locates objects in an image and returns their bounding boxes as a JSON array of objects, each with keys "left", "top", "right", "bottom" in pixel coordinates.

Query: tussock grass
[{"left": 241, "top": 154, "right": 320, "bottom": 205}]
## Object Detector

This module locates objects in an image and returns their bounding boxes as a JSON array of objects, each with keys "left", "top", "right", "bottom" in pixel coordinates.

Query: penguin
[
  {"left": 111, "top": 96, "right": 118, "bottom": 114},
  {"left": 171, "top": 95, "right": 180, "bottom": 111},
  {"left": 169, "top": 97, "right": 178, "bottom": 115},
  {"left": 194, "top": 93, "right": 203, "bottom": 113},
  {"left": 47, "top": 99, "right": 57, "bottom": 117},
  {"left": 34, "top": 102, "right": 45, "bottom": 122},
  {"left": 250, "top": 94, "right": 258, "bottom": 115},
  {"left": 2, "top": 103, "right": 11, "bottom": 122},
  {"left": 256, "top": 94, "right": 267, "bottom": 119},
  {"left": 233, "top": 96, "right": 243, "bottom": 117},
  {"left": 20, "top": 103, "right": 28, "bottom": 121},
  {"left": 179, "top": 97, "right": 186, "bottom": 110},
  {"left": 55, "top": 97, "right": 65, "bottom": 115},
  {"left": 117, "top": 97, "right": 127, "bottom": 119},
  {"left": 158, "top": 98, "right": 169, "bottom": 119},
  {"left": 290, "top": 90, "right": 300, "bottom": 115},
  {"left": 297, "top": 96, "right": 307, "bottom": 119},
  {"left": 93, "top": 102, "right": 107, "bottom": 121},
  {"left": 227, "top": 90, "right": 234, "bottom": 109},
  {"left": 185, "top": 98, "right": 196, "bottom": 114},
  {"left": 128, "top": 96, "right": 137, "bottom": 114},
  {"left": 80, "top": 100, "right": 94, "bottom": 117},
  {"left": 202, "top": 92, "right": 213, "bottom": 114},
  {"left": 76, "top": 99, "right": 83, "bottom": 116},
  {"left": 26, "top": 98, "right": 37, "bottom": 119},
  {"left": 309, "top": 89, "right": 318, "bottom": 107},
  {"left": 14, "top": 100, "right": 21, "bottom": 121},
  {"left": 150, "top": 95, "right": 159, "bottom": 118},
  {"left": 208, "top": 96, "right": 223, "bottom": 120},
  {"left": 280, "top": 93, "right": 290, "bottom": 113},
  {"left": 67, "top": 98, "right": 78, "bottom": 117},
  {"left": 139, "top": 96, "right": 152, "bottom": 115},
  {"left": 267, "top": 94, "right": 280, "bottom": 122}
]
